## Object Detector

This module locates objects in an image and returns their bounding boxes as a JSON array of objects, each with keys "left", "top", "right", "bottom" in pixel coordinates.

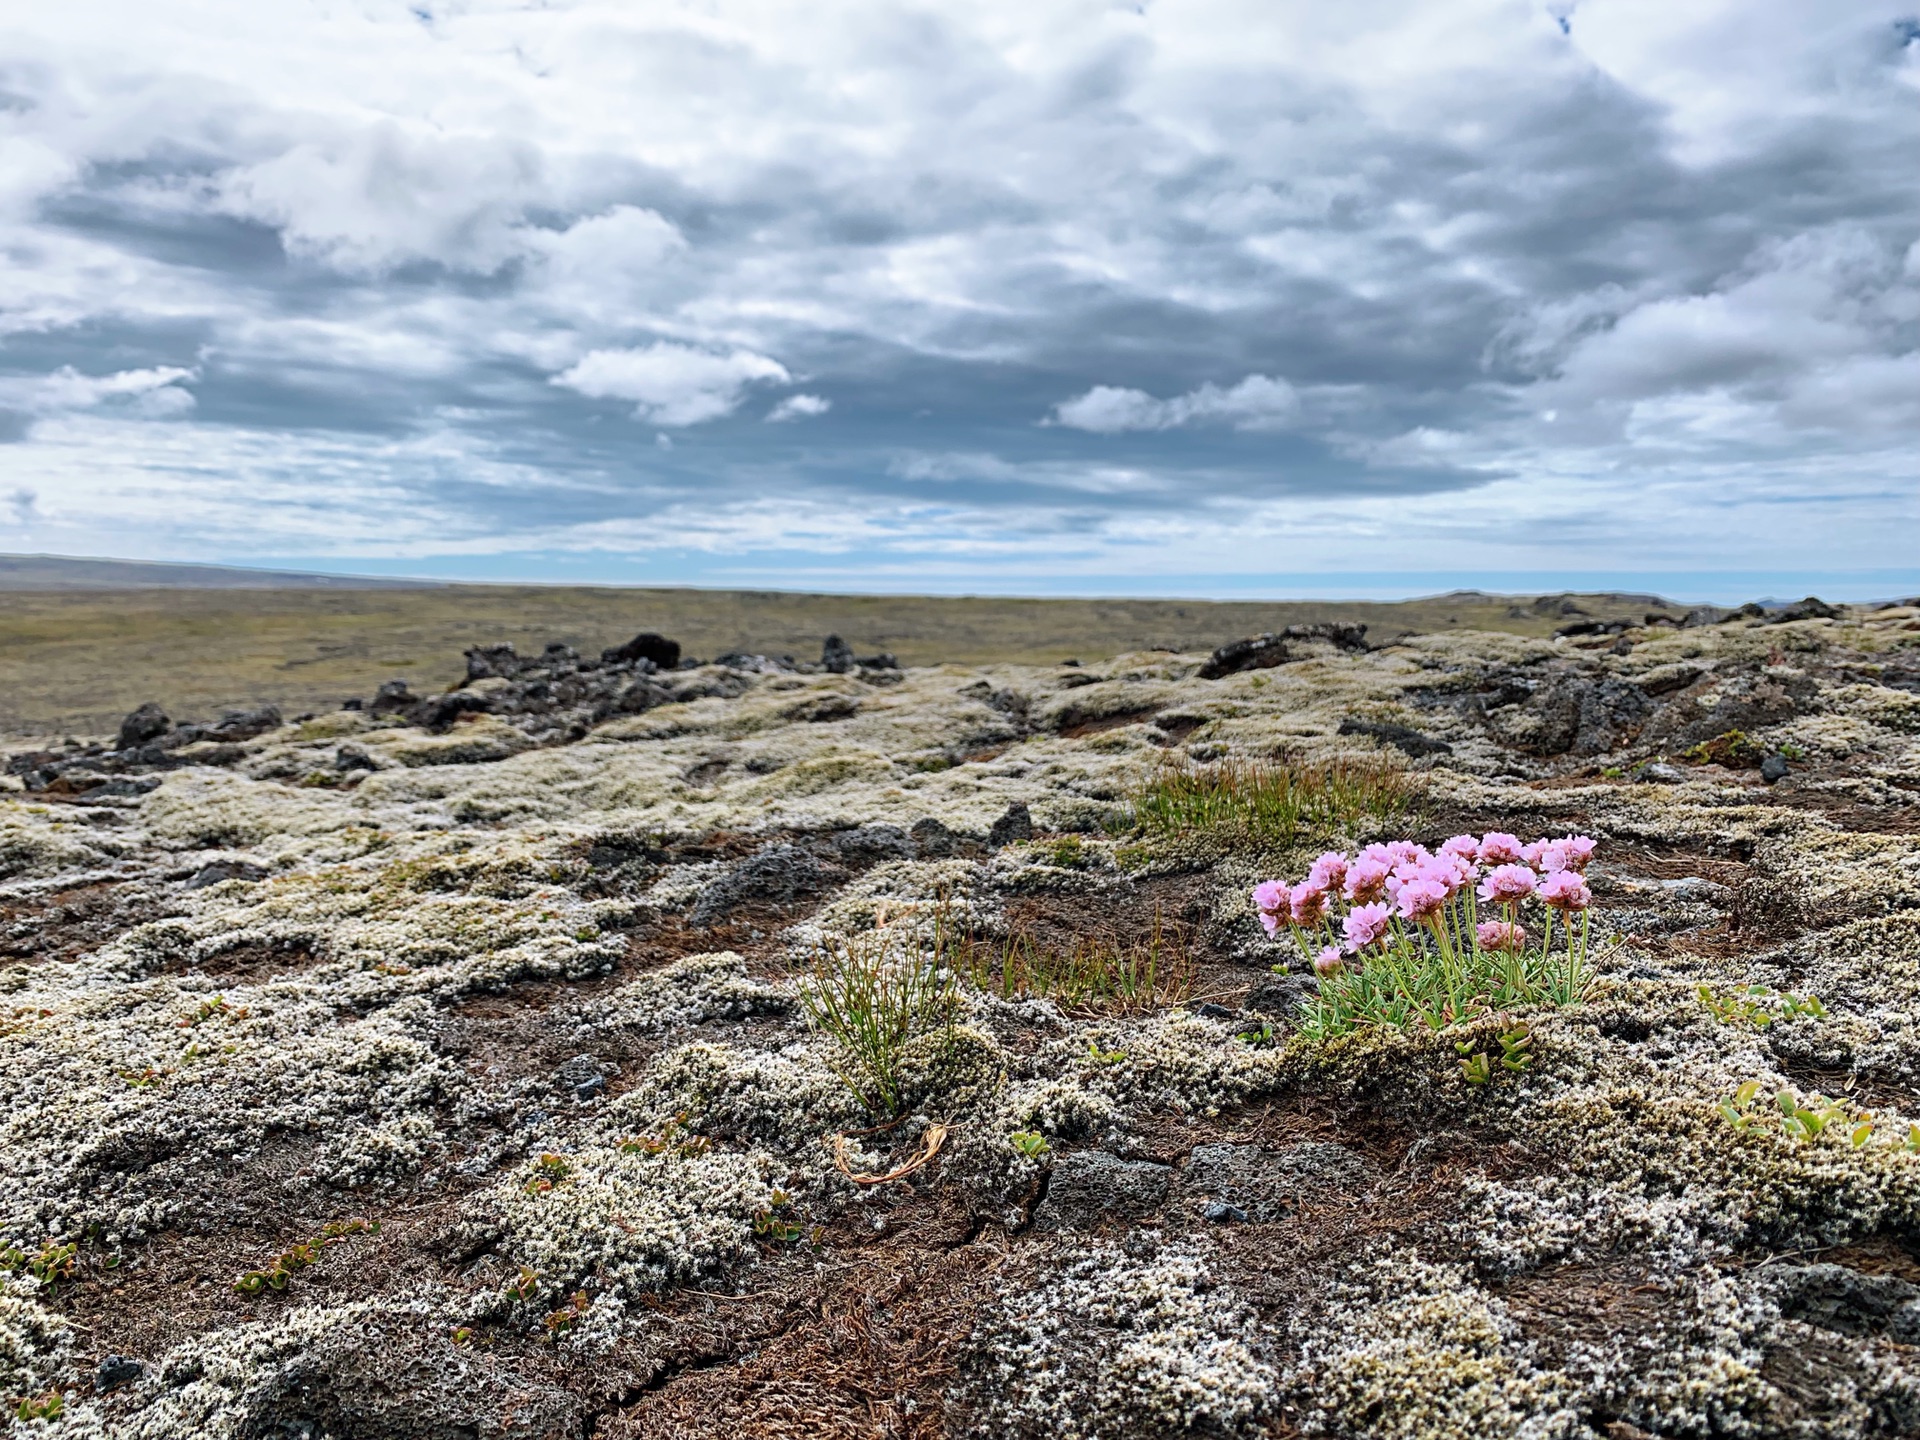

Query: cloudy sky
[{"left": 2, "top": 1, "right": 1918, "bottom": 599}]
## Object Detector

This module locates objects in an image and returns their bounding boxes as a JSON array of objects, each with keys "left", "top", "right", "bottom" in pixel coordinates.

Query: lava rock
[
  {"left": 1771, "top": 1263, "right": 1920, "bottom": 1342},
  {"left": 409, "top": 691, "right": 490, "bottom": 733},
  {"left": 207, "top": 706, "right": 283, "bottom": 742},
  {"left": 821, "top": 634, "right": 856, "bottom": 674},
  {"left": 117, "top": 702, "right": 171, "bottom": 752},
  {"left": 1181, "top": 1141, "right": 1378, "bottom": 1223},
  {"left": 829, "top": 824, "right": 916, "bottom": 867},
  {"left": 987, "top": 801, "right": 1035, "bottom": 848},
  {"left": 96, "top": 1355, "right": 143, "bottom": 1392},
  {"left": 909, "top": 817, "right": 958, "bottom": 857},
  {"left": 1199, "top": 633, "right": 1289, "bottom": 679},
  {"left": 689, "top": 845, "right": 837, "bottom": 926},
  {"left": 368, "top": 679, "right": 416, "bottom": 716},
  {"left": 1193, "top": 1003, "right": 1237, "bottom": 1021},
  {"left": 1032, "top": 1150, "right": 1172, "bottom": 1232},
  {"left": 1202, "top": 1201, "right": 1249, "bottom": 1224},
  {"left": 185, "top": 860, "right": 269, "bottom": 890},
  {"left": 1523, "top": 676, "right": 1654, "bottom": 757},
  {"left": 335, "top": 744, "right": 378, "bottom": 773},
  {"left": 1680, "top": 606, "right": 1724, "bottom": 628},
  {"left": 1242, "top": 973, "right": 1319, "bottom": 1016},
  {"left": 465, "top": 643, "right": 520, "bottom": 681},
  {"left": 1767, "top": 596, "right": 1841, "bottom": 624},
  {"left": 1336, "top": 718, "right": 1453, "bottom": 758},
  {"left": 602, "top": 631, "right": 682, "bottom": 669},
  {"left": 1761, "top": 753, "right": 1791, "bottom": 784}
]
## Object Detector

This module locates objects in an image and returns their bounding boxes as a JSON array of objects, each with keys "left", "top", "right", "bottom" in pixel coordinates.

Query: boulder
[
  {"left": 117, "top": 702, "right": 171, "bottom": 752},
  {"left": 987, "top": 801, "right": 1034, "bottom": 848},
  {"left": 821, "top": 634, "right": 856, "bottom": 674},
  {"left": 602, "top": 631, "right": 682, "bottom": 669},
  {"left": 910, "top": 817, "right": 959, "bottom": 857},
  {"left": 1336, "top": 717, "right": 1453, "bottom": 758},
  {"left": 368, "top": 679, "right": 416, "bottom": 716},
  {"left": 689, "top": 846, "right": 838, "bottom": 926}
]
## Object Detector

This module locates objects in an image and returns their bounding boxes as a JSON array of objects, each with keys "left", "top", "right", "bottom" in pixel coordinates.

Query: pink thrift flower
[
  {"left": 1440, "top": 835, "right": 1481, "bottom": 863},
  {"left": 1343, "top": 902, "right": 1393, "bottom": 951},
  {"left": 1522, "top": 839, "right": 1551, "bottom": 870},
  {"left": 1252, "top": 880, "right": 1290, "bottom": 936},
  {"left": 1313, "top": 945, "right": 1345, "bottom": 978},
  {"left": 1357, "top": 842, "right": 1398, "bottom": 869},
  {"left": 1559, "top": 835, "right": 1597, "bottom": 871},
  {"left": 1396, "top": 876, "right": 1450, "bottom": 924},
  {"left": 1540, "top": 870, "right": 1592, "bottom": 912},
  {"left": 1344, "top": 859, "right": 1391, "bottom": 904},
  {"left": 1536, "top": 841, "right": 1570, "bottom": 874},
  {"left": 1476, "top": 920, "right": 1526, "bottom": 953},
  {"left": 1308, "top": 851, "right": 1350, "bottom": 890},
  {"left": 1289, "top": 882, "right": 1330, "bottom": 927},
  {"left": 1478, "top": 864, "right": 1538, "bottom": 905},
  {"left": 1478, "top": 832, "right": 1524, "bottom": 865},
  {"left": 1388, "top": 841, "right": 1427, "bottom": 867}
]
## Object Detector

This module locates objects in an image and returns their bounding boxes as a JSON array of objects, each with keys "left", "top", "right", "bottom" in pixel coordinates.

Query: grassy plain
[{"left": 0, "top": 583, "right": 1669, "bottom": 736}]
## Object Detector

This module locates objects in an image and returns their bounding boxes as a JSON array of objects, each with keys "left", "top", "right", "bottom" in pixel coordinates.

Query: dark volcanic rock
[
  {"left": 1337, "top": 718, "right": 1453, "bottom": 758},
  {"left": 465, "top": 642, "right": 521, "bottom": 680},
  {"left": 1198, "top": 623, "right": 1368, "bottom": 680},
  {"left": 1523, "top": 675, "right": 1654, "bottom": 757},
  {"left": 1243, "top": 973, "right": 1319, "bottom": 1017},
  {"left": 1032, "top": 1150, "right": 1172, "bottom": 1232},
  {"left": 117, "top": 702, "right": 171, "bottom": 751},
  {"left": 1770, "top": 1264, "right": 1920, "bottom": 1342},
  {"left": 602, "top": 631, "right": 681, "bottom": 669},
  {"left": 368, "top": 679, "right": 416, "bottom": 716},
  {"left": 821, "top": 634, "right": 856, "bottom": 674},
  {"left": 689, "top": 845, "right": 838, "bottom": 925},
  {"left": 987, "top": 801, "right": 1034, "bottom": 848},
  {"left": 1767, "top": 596, "right": 1840, "bottom": 624},
  {"left": 829, "top": 824, "right": 915, "bottom": 866},
  {"left": 910, "top": 817, "right": 958, "bottom": 857},
  {"left": 207, "top": 705, "right": 283, "bottom": 742}
]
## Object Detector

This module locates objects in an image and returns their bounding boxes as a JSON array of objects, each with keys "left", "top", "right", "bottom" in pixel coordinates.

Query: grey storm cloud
[{"left": 1, "top": 1, "right": 1918, "bottom": 582}]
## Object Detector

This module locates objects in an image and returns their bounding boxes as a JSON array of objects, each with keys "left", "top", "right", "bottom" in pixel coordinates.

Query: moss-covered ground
[{"left": 2, "top": 603, "right": 1919, "bottom": 1436}]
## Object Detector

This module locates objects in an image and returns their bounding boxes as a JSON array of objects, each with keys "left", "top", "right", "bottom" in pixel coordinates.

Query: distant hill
[{"left": 0, "top": 553, "right": 437, "bottom": 591}]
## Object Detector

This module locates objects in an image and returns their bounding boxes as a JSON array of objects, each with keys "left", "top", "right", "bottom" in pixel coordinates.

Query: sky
[{"left": 1, "top": 1, "right": 1918, "bottom": 601}]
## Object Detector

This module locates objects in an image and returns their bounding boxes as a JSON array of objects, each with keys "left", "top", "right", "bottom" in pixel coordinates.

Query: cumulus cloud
[
  {"left": 766, "top": 394, "right": 831, "bottom": 422},
  {"left": 552, "top": 345, "right": 791, "bottom": 426},
  {"left": 0, "top": 1, "right": 1916, "bottom": 586},
  {"left": 1051, "top": 376, "right": 1300, "bottom": 433}
]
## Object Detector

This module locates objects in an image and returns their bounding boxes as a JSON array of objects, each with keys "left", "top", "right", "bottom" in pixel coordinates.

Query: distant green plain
[{"left": 0, "top": 584, "right": 1669, "bottom": 737}]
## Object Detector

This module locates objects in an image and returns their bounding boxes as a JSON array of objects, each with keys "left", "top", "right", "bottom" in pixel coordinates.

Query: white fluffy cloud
[
  {"left": 1052, "top": 375, "right": 1300, "bottom": 433},
  {"left": 766, "top": 394, "right": 831, "bottom": 422},
  {"left": 551, "top": 344, "right": 791, "bottom": 426}
]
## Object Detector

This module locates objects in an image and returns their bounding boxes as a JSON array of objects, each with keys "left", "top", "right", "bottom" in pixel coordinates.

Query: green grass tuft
[{"left": 1129, "top": 756, "right": 1416, "bottom": 846}]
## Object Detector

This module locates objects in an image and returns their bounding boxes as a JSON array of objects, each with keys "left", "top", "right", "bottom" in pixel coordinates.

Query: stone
[
  {"left": 1637, "top": 762, "right": 1686, "bottom": 783},
  {"left": 909, "top": 817, "right": 958, "bottom": 857},
  {"left": 1680, "top": 606, "right": 1723, "bottom": 627},
  {"left": 465, "top": 642, "right": 520, "bottom": 681},
  {"left": 1521, "top": 676, "right": 1653, "bottom": 757},
  {"left": 117, "top": 701, "right": 171, "bottom": 751},
  {"left": 1771, "top": 1263, "right": 1920, "bottom": 1343},
  {"left": 821, "top": 634, "right": 856, "bottom": 674},
  {"left": 689, "top": 845, "right": 837, "bottom": 925},
  {"left": 1336, "top": 718, "right": 1453, "bottom": 758},
  {"left": 1767, "top": 596, "right": 1840, "bottom": 624},
  {"left": 1193, "top": 1003, "right": 1237, "bottom": 1021},
  {"left": 987, "top": 801, "right": 1035, "bottom": 848},
  {"left": 368, "top": 679, "right": 415, "bottom": 716},
  {"left": 1196, "top": 624, "right": 1362, "bottom": 680},
  {"left": 1202, "top": 1201, "right": 1249, "bottom": 1224},
  {"left": 336, "top": 744, "right": 378, "bottom": 773},
  {"left": 602, "top": 631, "right": 682, "bottom": 669},
  {"left": 208, "top": 705, "right": 283, "bottom": 741},
  {"left": 1031, "top": 1150, "right": 1172, "bottom": 1232},
  {"left": 1761, "top": 753, "right": 1791, "bottom": 784},
  {"left": 1180, "top": 1141, "right": 1378, "bottom": 1222},
  {"left": 409, "top": 691, "right": 490, "bottom": 733},
  {"left": 185, "top": 860, "right": 270, "bottom": 890},
  {"left": 829, "top": 824, "right": 915, "bottom": 866},
  {"left": 96, "top": 1354, "right": 143, "bottom": 1392},
  {"left": 1242, "top": 974, "right": 1318, "bottom": 1017}
]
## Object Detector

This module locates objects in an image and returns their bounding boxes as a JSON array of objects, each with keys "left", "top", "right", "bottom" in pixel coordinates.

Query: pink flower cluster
[{"left": 1252, "top": 831, "right": 1596, "bottom": 957}]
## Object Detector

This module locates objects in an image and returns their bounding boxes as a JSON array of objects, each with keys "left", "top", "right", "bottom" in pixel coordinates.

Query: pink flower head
[
  {"left": 1344, "top": 859, "right": 1391, "bottom": 904},
  {"left": 1343, "top": 902, "right": 1393, "bottom": 952},
  {"left": 1313, "top": 945, "right": 1345, "bottom": 978},
  {"left": 1540, "top": 870, "right": 1592, "bottom": 912},
  {"left": 1440, "top": 835, "right": 1481, "bottom": 864},
  {"left": 1478, "top": 832, "right": 1525, "bottom": 865},
  {"left": 1535, "top": 839, "right": 1578, "bottom": 874},
  {"left": 1423, "top": 855, "right": 1472, "bottom": 895},
  {"left": 1357, "top": 842, "right": 1398, "bottom": 869},
  {"left": 1478, "top": 864, "right": 1538, "bottom": 906},
  {"left": 1396, "top": 876, "right": 1450, "bottom": 924},
  {"left": 1476, "top": 920, "right": 1526, "bottom": 953},
  {"left": 1388, "top": 841, "right": 1428, "bottom": 867},
  {"left": 1308, "top": 851, "right": 1350, "bottom": 890},
  {"left": 1252, "top": 880, "right": 1290, "bottom": 936},
  {"left": 1289, "top": 881, "right": 1330, "bottom": 927},
  {"left": 1557, "top": 835, "right": 1597, "bottom": 872},
  {"left": 1522, "top": 839, "right": 1551, "bottom": 870}
]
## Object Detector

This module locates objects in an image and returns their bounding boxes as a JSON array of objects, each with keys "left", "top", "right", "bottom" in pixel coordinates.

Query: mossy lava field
[{"left": 5, "top": 601, "right": 1920, "bottom": 1438}]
